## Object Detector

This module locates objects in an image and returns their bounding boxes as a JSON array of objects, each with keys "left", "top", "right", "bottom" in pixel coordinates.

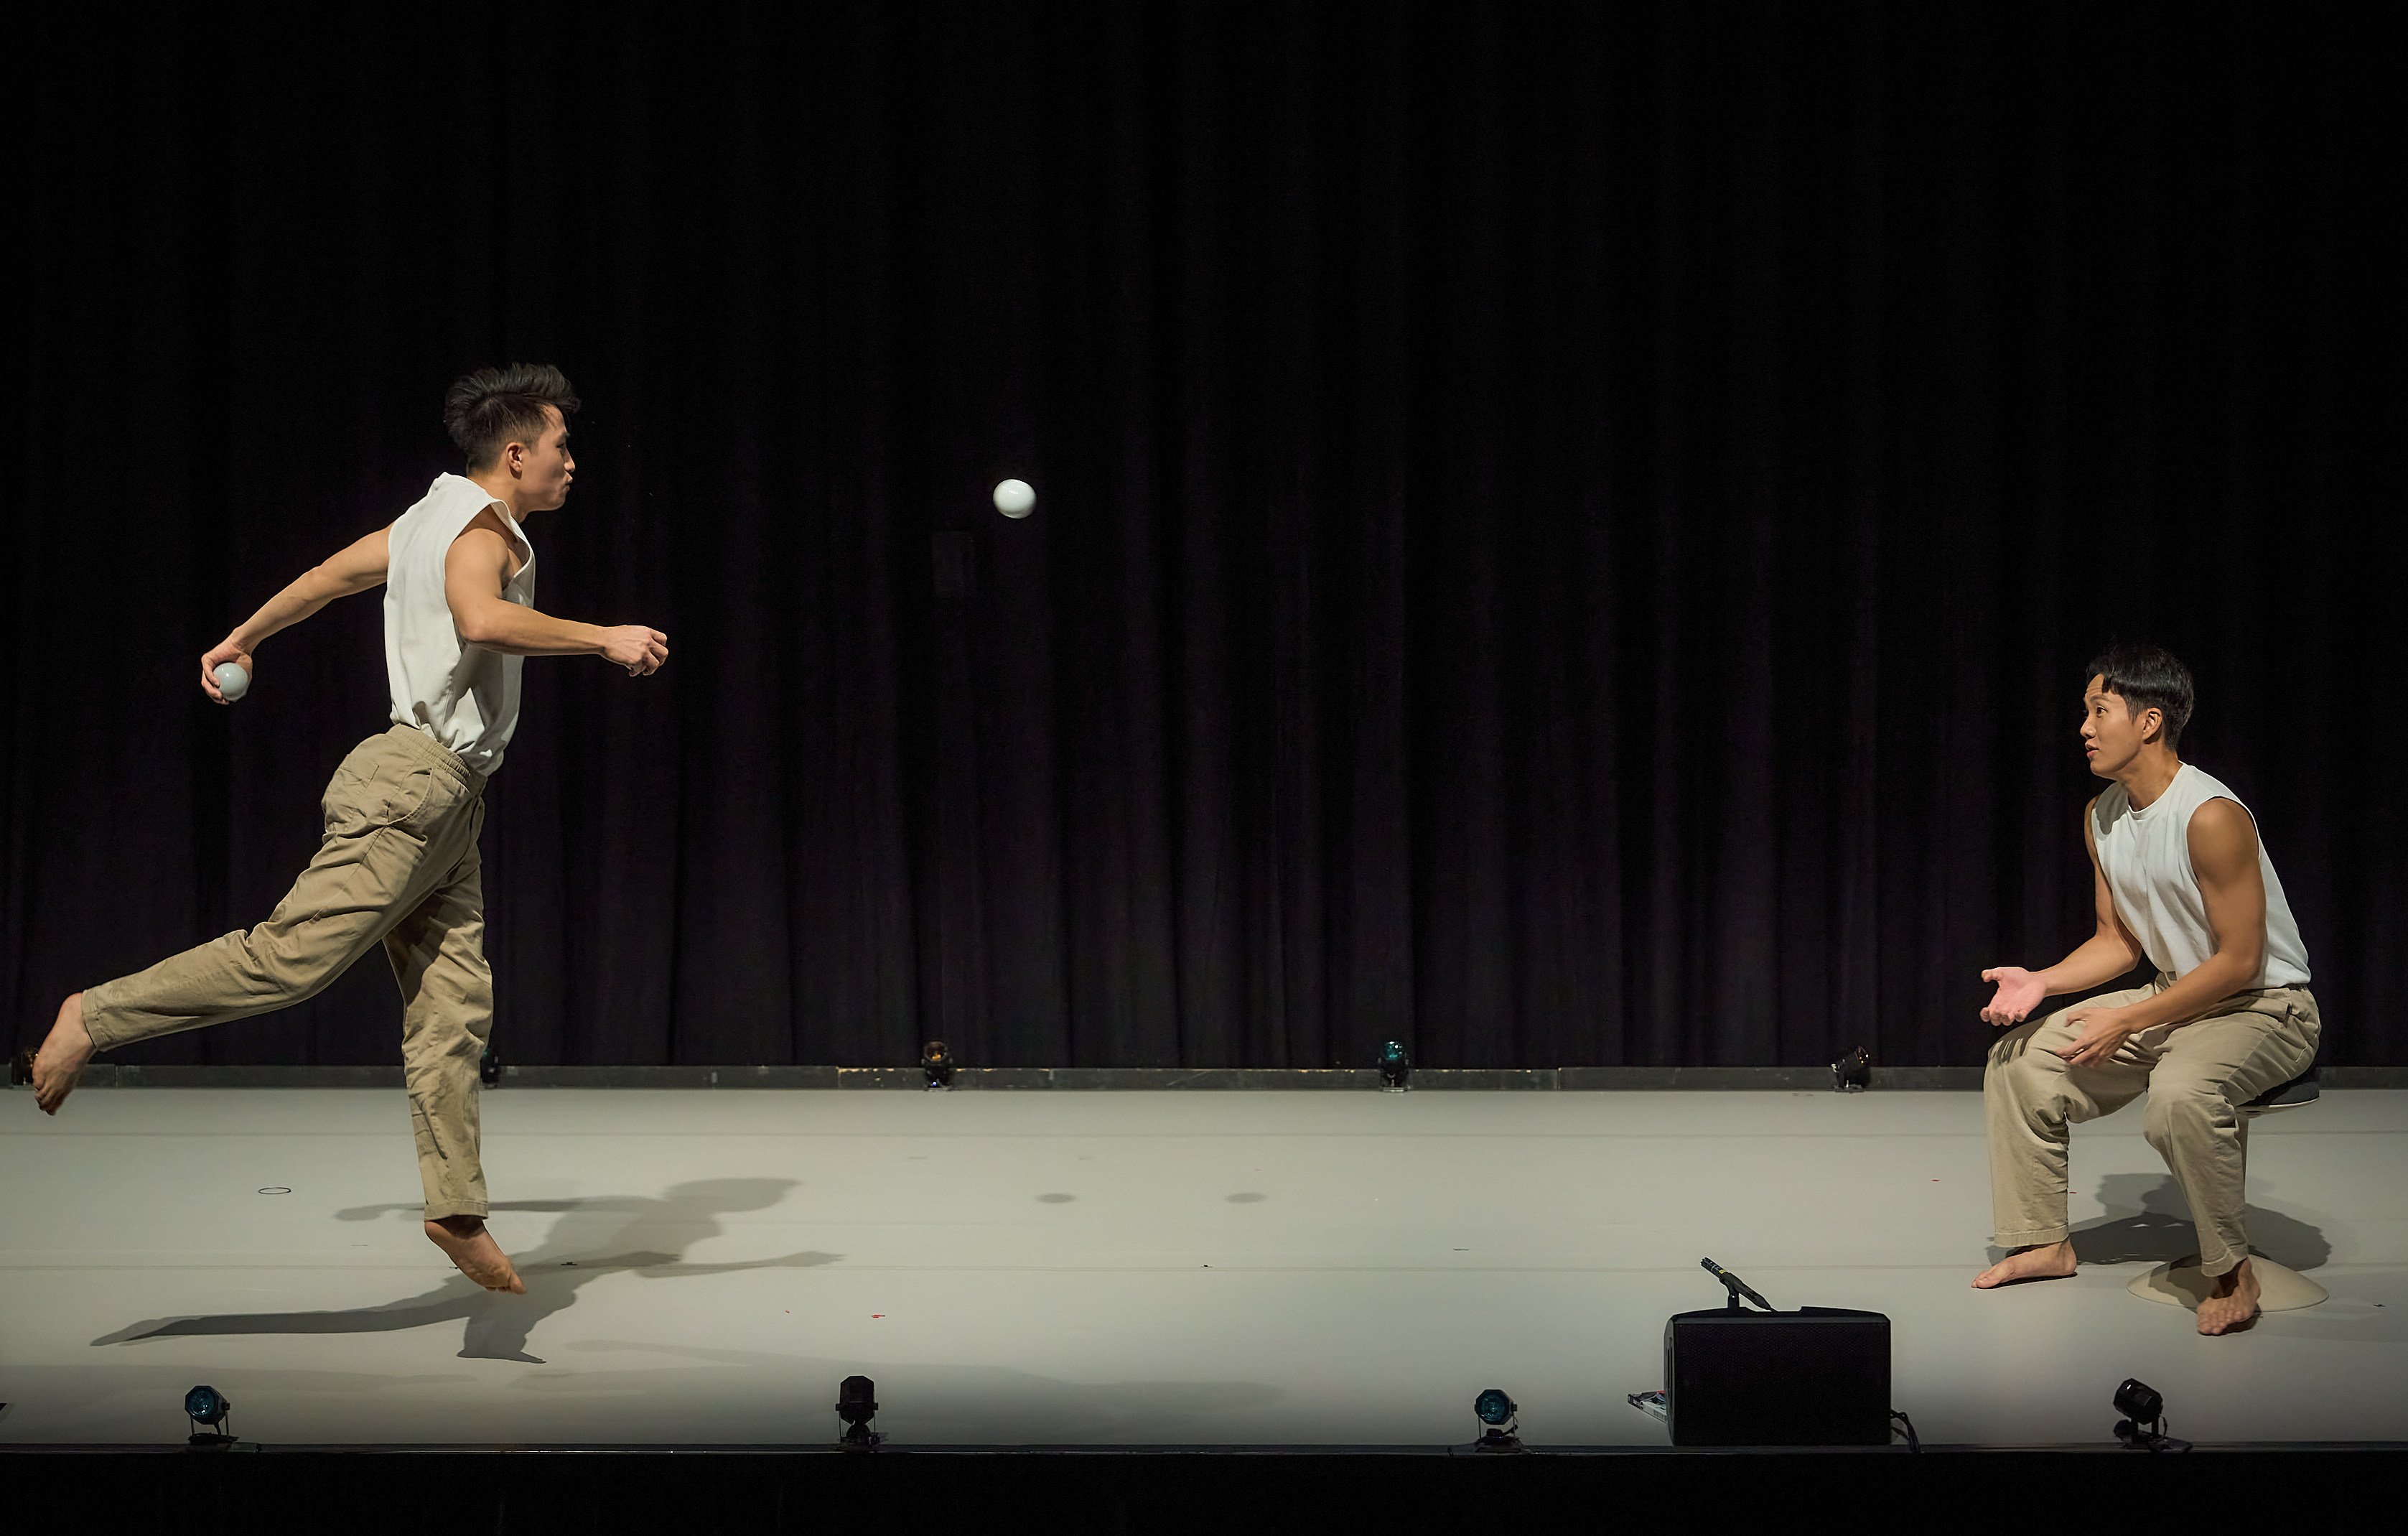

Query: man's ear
[{"left": 2137, "top": 705, "right": 2165, "bottom": 745}]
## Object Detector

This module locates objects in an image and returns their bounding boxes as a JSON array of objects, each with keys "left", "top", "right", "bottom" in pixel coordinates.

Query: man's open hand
[
  {"left": 1979, "top": 966, "right": 2048, "bottom": 1026},
  {"left": 2045, "top": 1002, "right": 2141, "bottom": 1068}
]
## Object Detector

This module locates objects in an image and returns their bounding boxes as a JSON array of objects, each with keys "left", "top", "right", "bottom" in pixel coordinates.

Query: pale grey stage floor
[{"left": 3, "top": 1086, "right": 2404, "bottom": 1448}]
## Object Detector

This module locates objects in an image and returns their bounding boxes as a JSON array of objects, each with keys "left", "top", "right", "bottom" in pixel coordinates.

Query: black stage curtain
[{"left": 3, "top": 4, "right": 2397, "bottom": 1069}]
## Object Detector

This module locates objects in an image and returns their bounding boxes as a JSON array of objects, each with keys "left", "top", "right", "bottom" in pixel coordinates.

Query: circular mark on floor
[
  {"left": 1226, "top": 1192, "right": 1268, "bottom": 1204},
  {"left": 1037, "top": 1192, "right": 1077, "bottom": 1204},
  {"left": 257, "top": 1187, "right": 292, "bottom": 1196}
]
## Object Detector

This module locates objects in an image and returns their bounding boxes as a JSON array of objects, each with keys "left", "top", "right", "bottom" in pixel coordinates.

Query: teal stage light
[
  {"left": 184, "top": 1384, "right": 234, "bottom": 1448},
  {"left": 1471, "top": 1388, "right": 1523, "bottom": 1453}
]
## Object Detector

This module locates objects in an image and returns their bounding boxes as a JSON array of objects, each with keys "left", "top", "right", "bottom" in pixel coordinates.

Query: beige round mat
[{"left": 2126, "top": 1255, "right": 2327, "bottom": 1311}]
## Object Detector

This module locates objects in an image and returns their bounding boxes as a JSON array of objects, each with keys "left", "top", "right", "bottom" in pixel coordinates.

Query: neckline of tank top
[{"left": 2122, "top": 762, "right": 2193, "bottom": 821}]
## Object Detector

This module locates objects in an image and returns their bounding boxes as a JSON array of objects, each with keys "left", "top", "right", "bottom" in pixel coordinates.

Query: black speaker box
[{"left": 1663, "top": 1307, "right": 1891, "bottom": 1446}]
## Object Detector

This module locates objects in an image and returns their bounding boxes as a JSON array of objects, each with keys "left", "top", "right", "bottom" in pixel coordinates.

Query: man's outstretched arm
[
  {"left": 200, "top": 523, "right": 393, "bottom": 703},
  {"left": 1979, "top": 799, "right": 2147, "bottom": 1026},
  {"left": 444, "top": 513, "right": 667, "bottom": 673}
]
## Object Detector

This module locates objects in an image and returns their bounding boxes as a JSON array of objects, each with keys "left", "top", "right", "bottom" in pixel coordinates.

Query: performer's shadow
[
  {"left": 90, "top": 1178, "right": 839, "bottom": 1364},
  {"left": 2069, "top": 1173, "right": 2330, "bottom": 1270}
]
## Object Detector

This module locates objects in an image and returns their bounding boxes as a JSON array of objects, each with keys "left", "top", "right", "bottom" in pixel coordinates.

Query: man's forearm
[
  {"left": 2119, "top": 951, "right": 2262, "bottom": 1031},
  {"left": 2035, "top": 933, "right": 2145, "bottom": 997},
  {"left": 459, "top": 602, "right": 608, "bottom": 657},
  {"left": 230, "top": 564, "right": 373, "bottom": 650}
]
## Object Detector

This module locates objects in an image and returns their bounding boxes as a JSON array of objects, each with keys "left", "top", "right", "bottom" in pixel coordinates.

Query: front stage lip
[
  {"left": 6, "top": 1441, "right": 2407, "bottom": 1456},
  {"left": 31, "top": 1064, "right": 2408, "bottom": 1091}
]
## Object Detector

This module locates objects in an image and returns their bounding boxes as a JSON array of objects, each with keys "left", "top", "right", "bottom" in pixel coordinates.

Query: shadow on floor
[
  {"left": 2251, "top": 1285, "right": 2408, "bottom": 1345},
  {"left": 91, "top": 1178, "right": 838, "bottom": 1363},
  {"left": 2068, "top": 1173, "right": 2330, "bottom": 1270}
]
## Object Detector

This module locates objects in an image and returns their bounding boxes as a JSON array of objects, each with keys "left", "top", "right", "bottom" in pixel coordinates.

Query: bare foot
[
  {"left": 29, "top": 994, "right": 95, "bottom": 1116},
  {"left": 1973, "top": 1239, "right": 2077, "bottom": 1288},
  {"left": 425, "top": 1216, "right": 526, "bottom": 1293},
  {"left": 2197, "top": 1258, "right": 2261, "bottom": 1335}
]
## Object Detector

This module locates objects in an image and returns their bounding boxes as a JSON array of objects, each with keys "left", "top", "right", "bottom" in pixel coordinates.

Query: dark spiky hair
[
  {"left": 442, "top": 363, "right": 579, "bottom": 467},
  {"left": 2085, "top": 641, "right": 2195, "bottom": 748}
]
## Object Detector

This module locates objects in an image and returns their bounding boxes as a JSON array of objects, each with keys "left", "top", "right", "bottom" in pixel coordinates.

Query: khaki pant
[
  {"left": 81, "top": 725, "right": 493, "bottom": 1220},
  {"left": 1984, "top": 979, "right": 2319, "bottom": 1276}
]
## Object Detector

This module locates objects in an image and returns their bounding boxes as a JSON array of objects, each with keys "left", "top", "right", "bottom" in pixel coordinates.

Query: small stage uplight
[
  {"left": 1377, "top": 1041, "right": 1411, "bottom": 1091},
  {"left": 1831, "top": 1046, "right": 1871, "bottom": 1092},
  {"left": 1472, "top": 1388, "right": 1523, "bottom": 1452},
  {"left": 2112, "top": 1377, "right": 2190, "bottom": 1453},
  {"left": 836, "top": 1374, "right": 882, "bottom": 1450},
  {"left": 184, "top": 1384, "right": 234, "bottom": 1448},
  {"left": 480, "top": 1046, "right": 502, "bottom": 1089},
  {"left": 922, "top": 1041, "right": 954, "bottom": 1091}
]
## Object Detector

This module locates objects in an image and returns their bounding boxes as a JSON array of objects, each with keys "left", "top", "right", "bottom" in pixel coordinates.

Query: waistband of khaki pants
[
  {"left": 2154, "top": 973, "right": 2316, "bottom": 1008},
  {"left": 380, "top": 722, "right": 485, "bottom": 796}
]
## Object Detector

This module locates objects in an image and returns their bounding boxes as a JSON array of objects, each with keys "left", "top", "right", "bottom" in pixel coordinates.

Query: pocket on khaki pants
[{"left": 322, "top": 751, "right": 437, "bottom": 837}]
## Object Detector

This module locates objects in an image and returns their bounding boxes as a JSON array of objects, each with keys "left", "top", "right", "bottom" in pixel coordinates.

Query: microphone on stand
[{"left": 1701, "top": 1257, "right": 1774, "bottom": 1313}]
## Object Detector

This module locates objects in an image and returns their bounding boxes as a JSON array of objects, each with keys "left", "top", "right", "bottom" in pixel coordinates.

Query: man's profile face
[
  {"left": 2081, "top": 673, "right": 2156, "bottom": 779},
  {"left": 510, "top": 404, "right": 575, "bottom": 512}
]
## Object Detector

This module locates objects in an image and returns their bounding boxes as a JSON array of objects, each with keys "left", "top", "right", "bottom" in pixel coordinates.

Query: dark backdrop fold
[{"left": 4, "top": 2, "right": 2397, "bottom": 1068}]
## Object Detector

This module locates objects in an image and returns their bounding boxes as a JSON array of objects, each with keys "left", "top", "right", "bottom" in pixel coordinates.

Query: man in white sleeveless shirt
[
  {"left": 25, "top": 365, "right": 669, "bottom": 1296},
  {"left": 1974, "top": 643, "right": 2317, "bottom": 1334}
]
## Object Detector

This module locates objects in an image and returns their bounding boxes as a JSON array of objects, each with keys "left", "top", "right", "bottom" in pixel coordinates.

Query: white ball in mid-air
[
  {"left": 992, "top": 478, "right": 1036, "bottom": 518},
  {"left": 213, "top": 662, "right": 251, "bottom": 702}
]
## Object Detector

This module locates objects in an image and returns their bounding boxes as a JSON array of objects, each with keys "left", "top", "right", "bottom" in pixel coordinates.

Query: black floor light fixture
[
  {"left": 2113, "top": 1378, "right": 2190, "bottom": 1453},
  {"left": 1831, "top": 1046, "right": 1871, "bottom": 1092},
  {"left": 921, "top": 1042, "right": 953, "bottom": 1090},
  {"left": 1377, "top": 1041, "right": 1411, "bottom": 1091},
  {"left": 836, "top": 1375, "right": 882, "bottom": 1450}
]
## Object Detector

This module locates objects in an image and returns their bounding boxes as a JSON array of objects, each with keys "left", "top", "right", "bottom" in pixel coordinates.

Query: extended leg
[{"left": 31, "top": 743, "right": 460, "bottom": 1114}]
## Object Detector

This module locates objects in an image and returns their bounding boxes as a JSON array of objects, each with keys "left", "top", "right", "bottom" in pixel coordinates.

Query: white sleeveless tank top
[
  {"left": 2091, "top": 764, "right": 2310, "bottom": 989},
  {"left": 383, "top": 473, "right": 536, "bottom": 777}
]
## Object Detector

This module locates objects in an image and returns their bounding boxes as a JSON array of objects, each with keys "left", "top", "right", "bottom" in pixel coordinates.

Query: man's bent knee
[
  {"left": 2142, "top": 1081, "right": 2234, "bottom": 1148},
  {"left": 1987, "top": 1022, "right": 2068, "bottom": 1092}
]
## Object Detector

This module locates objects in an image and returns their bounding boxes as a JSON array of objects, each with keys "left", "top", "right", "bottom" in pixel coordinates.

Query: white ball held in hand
[
  {"left": 214, "top": 662, "right": 251, "bottom": 702},
  {"left": 992, "top": 478, "right": 1036, "bottom": 519}
]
